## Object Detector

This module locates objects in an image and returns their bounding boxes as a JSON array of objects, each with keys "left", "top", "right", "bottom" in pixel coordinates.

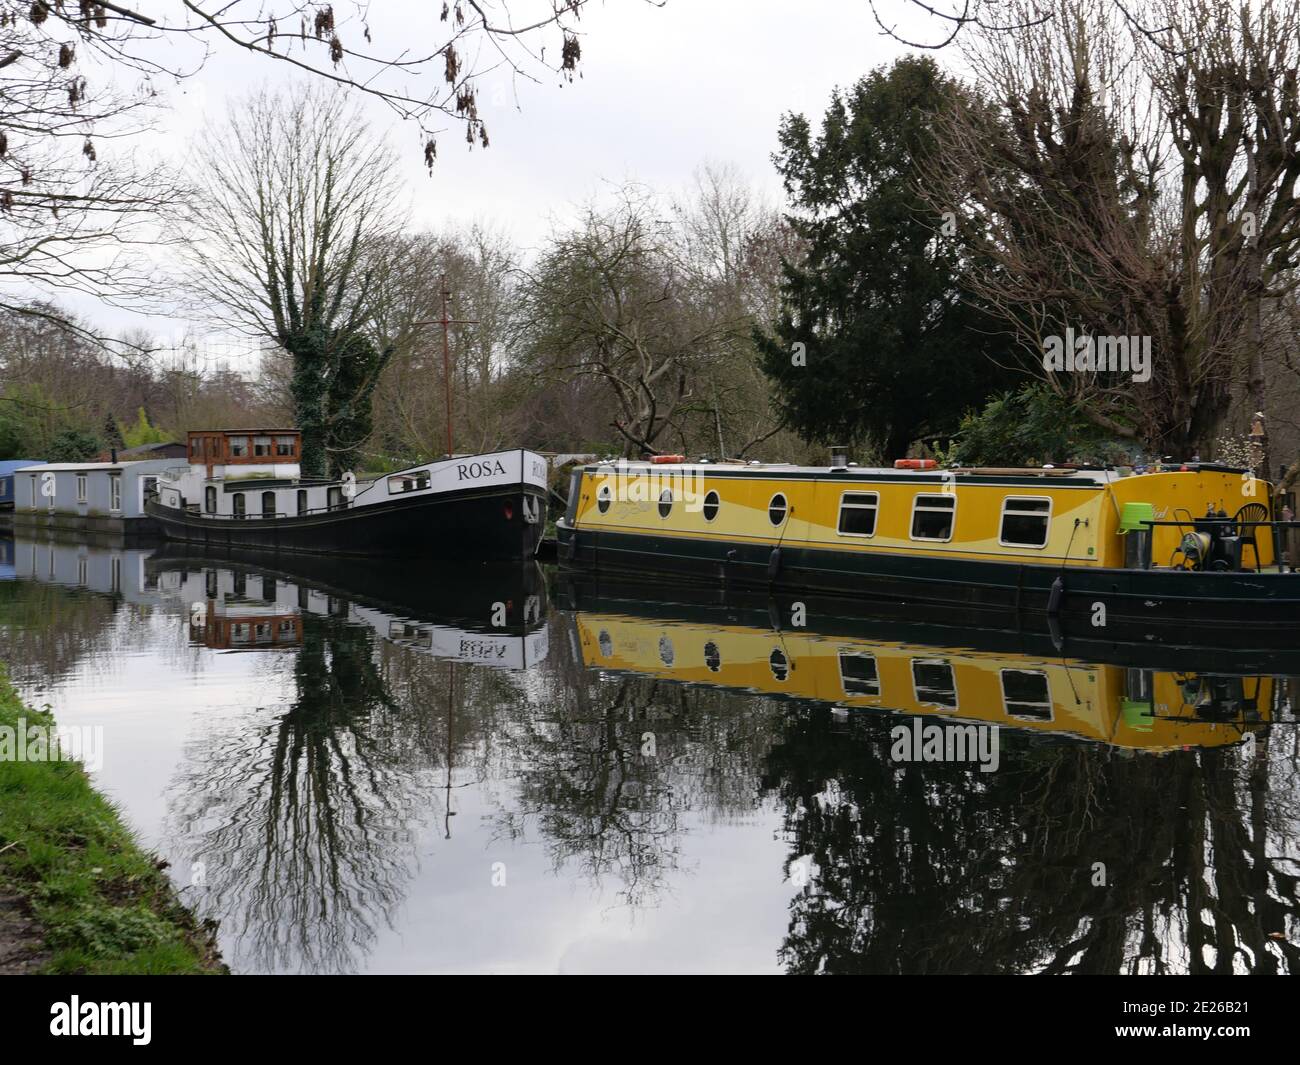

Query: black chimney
[{"left": 110, "top": 447, "right": 117, "bottom": 464}]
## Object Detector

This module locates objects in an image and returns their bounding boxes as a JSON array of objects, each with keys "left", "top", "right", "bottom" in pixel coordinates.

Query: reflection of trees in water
[
  {"left": 166, "top": 615, "right": 439, "bottom": 974},
  {"left": 0, "top": 580, "right": 150, "bottom": 688},
  {"left": 765, "top": 707, "right": 1300, "bottom": 974},
  {"left": 491, "top": 619, "right": 785, "bottom": 909}
]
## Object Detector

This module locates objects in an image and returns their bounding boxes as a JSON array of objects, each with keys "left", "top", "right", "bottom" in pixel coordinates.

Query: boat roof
[
  {"left": 8, "top": 460, "right": 171, "bottom": 472},
  {"left": 578, "top": 460, "right": 1251, "bottom": 486}
]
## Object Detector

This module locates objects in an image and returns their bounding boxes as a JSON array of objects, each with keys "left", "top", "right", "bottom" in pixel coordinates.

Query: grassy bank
[{"left": 0, "top": 664, "right": 225, "bottom": 974}]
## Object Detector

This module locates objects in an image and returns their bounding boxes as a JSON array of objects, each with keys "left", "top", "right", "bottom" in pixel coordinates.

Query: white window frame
[
  {"left": 1000, "top": 668, "right": 1053, "bottom": 722},
  {"left": 387, "top": 470, "right": 430, "bottom": 495},
  {"left": 998, "top": 495, "right": 1053, "bottom": 550},
  {"left": 838, "top": 651, "right": 881, "bottom": 697},
  {"left": 76, "top": 474, "right": 87, "bottom": 503},
  {"left": 29, "top": 475, "right": 37, "bottom": 507},
  {"left": 109, "top": 475, "right": 122, "bottom": 513},
  {"left": 702, "top": 489, "right": 720, "bottom": 522},
  {"left": 837, "top": 491, "right": 879, "bottom": 538},
  {"left": 909, "top": 493, "right": 956, "bottom": 543},
  {"left": 911, "top": 657, "right": 958, "bottom": 710}
]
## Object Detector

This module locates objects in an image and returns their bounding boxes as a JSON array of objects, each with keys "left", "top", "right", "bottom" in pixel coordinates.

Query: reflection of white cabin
[
  {"left": 6, "top": 533, "right": 549, "bottom": 669},
  {"left": 7, "top": 537, "right": 159, "bottom": 604}
]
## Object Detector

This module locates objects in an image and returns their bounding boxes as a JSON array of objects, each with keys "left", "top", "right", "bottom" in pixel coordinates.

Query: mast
[{"left": 416, "top": 274, "right": 477, "bottom": 459}]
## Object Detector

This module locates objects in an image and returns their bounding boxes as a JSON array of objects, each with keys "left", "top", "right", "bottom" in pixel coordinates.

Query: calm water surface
[{"left": 1, "top": 532, "right": 1297, "bottom": 974}]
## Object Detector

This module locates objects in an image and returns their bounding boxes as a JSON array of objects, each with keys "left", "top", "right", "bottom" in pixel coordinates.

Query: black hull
[
  {"left": 149, "top": 483, "right": 546, "bottom": 561},
  {"left": 556, "top": 524, "right": 1300, "bottom": 650},
  {"left": 145, "top": 542, "right": 548, "bottom": 636}
]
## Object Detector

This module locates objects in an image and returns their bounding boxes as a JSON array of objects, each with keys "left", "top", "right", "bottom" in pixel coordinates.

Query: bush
[
  {"left": 46, "top": 428, "right": 104, "bottom": 463},
  {"left": 948, "top": 385, "right": 1136, "bottom": 467}
]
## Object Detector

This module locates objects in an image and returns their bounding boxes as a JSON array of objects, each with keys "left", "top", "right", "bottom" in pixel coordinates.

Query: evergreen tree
[{"left": 759, "top": 57, "right": 1020, "bottom": 459}]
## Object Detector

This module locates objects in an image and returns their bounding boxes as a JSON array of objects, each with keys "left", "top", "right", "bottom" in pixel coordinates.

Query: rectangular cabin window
[
  {"left": 205, "top": 486, "right": 217, "bottom": 514},
  {"left": 388, "top": 470, "right": 431, "bottom": 495},
  {"left": 190, "top": 438, "right": 201, "bottom": 459},
  {"left": 261, "top": 491, "right": 276, "bottom": 518},
  {"left": 1002, "top": 669, "right": 1052, "bottom": 721},
  {"left": 30, "top": 475, "right": 37, "bottom": 507},
  {"left": 297, "top": 489, "right": 308, "bottom": 516},
  {"left": 838, "top": 653, "right": 880, "bottom": 697},
  {"left": 837, "top": 492, "right": 879, "bottom": 537},
  {"left": 109, "top": 475, "right": 121, "bottom": 512},
  {"left": 232, "top": 492, "right": 246, "bottom": 519},
  {"left": 910, "top": 494, "right": 955, "bottom": 542},
  {"left": 999, "top": 497, "right": 1052, "bottom": 548},
  {"left": 76, "top": 474, "right": 87, "bottom": 503},
  {"left": 912, "top": 658, "right": 957, "bottom": 710},
  {"left": 253, "top": 435, "right": 272, "bottom": 458},
  {"left": 327, "top": 486, "right": 343, "bottom": 510},
  {"left": 228, "top": 436, "right": 249, "bottom": 458},
  {"left": 276, "top": 436, "right": 296, "bottom": 457}
]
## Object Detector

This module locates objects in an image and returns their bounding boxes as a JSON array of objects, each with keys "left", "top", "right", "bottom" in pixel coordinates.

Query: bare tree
[
  {"left": 2, "top": 1, "right": 635, "bottom": 329},
  {"left": 923, "top": 0, "right": 1300, "bottom": 461},
  {"left": 517, "top": 185, "right": 736, "bottom": 457},
  {"left": 183, "top": 85, "right": 404, "bottom": 476}
]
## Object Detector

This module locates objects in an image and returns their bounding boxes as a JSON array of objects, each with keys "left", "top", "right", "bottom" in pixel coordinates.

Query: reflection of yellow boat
[{"left": 574, "top": 613, "right": 1272, "bottom": 752}]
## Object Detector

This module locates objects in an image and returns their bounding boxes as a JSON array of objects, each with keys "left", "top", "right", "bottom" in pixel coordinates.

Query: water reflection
[{"left": 0, "top": 531, "right": 1296, "bottom": 973}]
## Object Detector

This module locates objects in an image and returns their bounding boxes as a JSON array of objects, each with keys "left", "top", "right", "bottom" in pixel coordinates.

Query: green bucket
[
  {"left": 1120, "top": 697, "right": 1154, "bottom": 732},
  {"left": 1118, "top": 501, "right": 1155, "bottom": 534}
]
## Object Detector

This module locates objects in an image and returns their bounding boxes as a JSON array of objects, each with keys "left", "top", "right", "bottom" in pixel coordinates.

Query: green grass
[{"left": 0, "top": 665, "right": 226, "bottom": 974}]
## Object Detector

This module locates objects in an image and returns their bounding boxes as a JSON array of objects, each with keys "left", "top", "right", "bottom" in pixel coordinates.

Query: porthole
[
  {"left": 704, "top": 641, "right": 721, "bottom": 672},
  {"left": 770, "top": 648, "right": 790, "bottom": 681},
  {"left": 768, "top": 493, "right": 788, "bottom": 526},
  {"left": 658, "top": 488, "right": 673, "bottom": 519},
  {"left": 596, "top": 484, "right": 612, "bottom": 514},
  {"left": 702, "top": 490, "right": 720, "bottom": 522}
]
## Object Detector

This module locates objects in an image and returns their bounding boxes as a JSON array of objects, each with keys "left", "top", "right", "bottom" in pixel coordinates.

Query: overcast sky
[{"left": 63, "top": 0, "right": 941, "bottom": 362}]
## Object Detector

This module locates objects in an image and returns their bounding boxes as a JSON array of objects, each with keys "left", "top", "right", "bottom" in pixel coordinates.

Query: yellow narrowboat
[{"left": 557, "top": 458, "right": 1300, "bottom": 645}]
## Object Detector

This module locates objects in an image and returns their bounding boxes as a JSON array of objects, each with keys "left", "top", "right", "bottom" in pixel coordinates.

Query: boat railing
[
  {"left": 175, "top": 502, "right": 359, "bottom": 520},
  {"left": 1135, "top": 518, "right": 1300, "bottom": 572}
]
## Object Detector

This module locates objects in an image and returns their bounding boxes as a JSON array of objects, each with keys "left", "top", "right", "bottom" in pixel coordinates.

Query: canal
[{"left": 1, "top": 533, "right": 1297, "bottom": 974}]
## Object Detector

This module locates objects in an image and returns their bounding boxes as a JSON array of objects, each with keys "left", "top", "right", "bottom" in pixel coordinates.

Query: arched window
[
  {"left": 231, "top": 493, "right": 245, "bottom": 519},
  {"left": 261, "top": 492, "right": 276, "bottom": 518}
]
